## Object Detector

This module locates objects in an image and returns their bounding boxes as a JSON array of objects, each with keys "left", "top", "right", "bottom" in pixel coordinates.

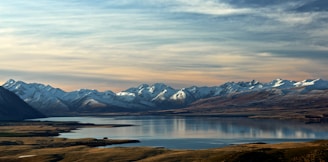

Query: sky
[{"left": 1, "top": 0, "right": 328, "bottom": 92}]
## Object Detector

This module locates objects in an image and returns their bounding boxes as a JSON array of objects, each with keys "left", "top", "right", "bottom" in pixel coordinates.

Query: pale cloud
[
  {"left": 171, "top": 0, "right": 254, "bottom": 16},
  {"left": 1, "top": 0, "right": 328, "bottom": 90},
  {"left": 256, "top": 52, "right": 273, "bottom": 57},
  {"left": 256, "top": 2, "right": 328, "bottom": 26},
  {"left": 264, "top": 11, "right": 326, "bottom": 26},
  {"left": 166, "top": 0, "right": 328, "bottom": 26}
]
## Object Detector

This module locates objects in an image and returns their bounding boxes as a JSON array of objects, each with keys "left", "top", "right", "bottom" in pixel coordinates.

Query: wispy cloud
[
  {"left": 1, "top": 0, "right": 328, "bottom": 90},
  {"left": 169, "top": 0, "right": 254, "bottom": 16}
]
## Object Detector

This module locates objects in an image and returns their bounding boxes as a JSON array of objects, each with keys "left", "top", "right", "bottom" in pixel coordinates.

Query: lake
[{"left": 33, "top": 116, "right": 328, "bottom": 149}]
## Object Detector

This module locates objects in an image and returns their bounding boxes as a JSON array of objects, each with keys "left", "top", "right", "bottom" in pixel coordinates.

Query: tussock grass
[{"left": 1, "top": 138, "right": 328, "bottom": 162}]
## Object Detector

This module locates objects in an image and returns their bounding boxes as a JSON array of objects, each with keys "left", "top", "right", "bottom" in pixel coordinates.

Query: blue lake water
[{"left": 33, "top": 116, "right": 328, "bottom": 149}]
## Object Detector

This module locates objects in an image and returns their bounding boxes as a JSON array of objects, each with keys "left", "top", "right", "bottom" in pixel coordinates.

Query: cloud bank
[{"left": 0, "top": 0, "right": 327, "bottom": 91}]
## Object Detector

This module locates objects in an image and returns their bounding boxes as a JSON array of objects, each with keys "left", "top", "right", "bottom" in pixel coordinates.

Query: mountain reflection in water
[{"left": 34, "top": 116, "right": 328, "bottom": 149}]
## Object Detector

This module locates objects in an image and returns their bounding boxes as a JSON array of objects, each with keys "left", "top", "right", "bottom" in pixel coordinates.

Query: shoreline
[
  {"left": 0, "top": 120, "right": 139, "bottom": 141},
  {"left": 0, "top": 120, "right": 328, "bottom": 161}
]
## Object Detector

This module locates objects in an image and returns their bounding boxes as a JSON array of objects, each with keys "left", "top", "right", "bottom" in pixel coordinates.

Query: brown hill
[{"left": 168, "top": 89, "right": 328, "bottom": 120}]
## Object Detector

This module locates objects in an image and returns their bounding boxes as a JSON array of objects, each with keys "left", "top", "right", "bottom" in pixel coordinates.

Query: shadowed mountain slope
[{"left": 0, "top": 86, "right": 45, "bottom": 121}]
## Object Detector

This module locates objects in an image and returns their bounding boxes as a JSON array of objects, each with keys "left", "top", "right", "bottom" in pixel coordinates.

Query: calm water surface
[{"left": 34, "top": 116, "right": 328, "bottom": 149}]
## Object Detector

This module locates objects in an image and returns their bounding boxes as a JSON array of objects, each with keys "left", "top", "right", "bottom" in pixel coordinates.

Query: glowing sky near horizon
[{"left": 1, "top": 0, "right": 328, "bottom": 91}]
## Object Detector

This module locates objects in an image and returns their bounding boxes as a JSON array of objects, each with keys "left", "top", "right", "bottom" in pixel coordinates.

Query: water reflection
[{"left": 34, "top": 116, "right": 328, "bottom": 149}]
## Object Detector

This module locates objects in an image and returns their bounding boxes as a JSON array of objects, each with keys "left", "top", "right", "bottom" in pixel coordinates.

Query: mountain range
[
  {"left": 0, "top": 86, "right": 45, "bottom": 121},
  {"left": 2, "top": 78, "right": 328, "bottom": 116}
]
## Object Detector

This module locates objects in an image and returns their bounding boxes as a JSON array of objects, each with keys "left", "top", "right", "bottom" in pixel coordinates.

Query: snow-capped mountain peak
[
  {"left": 2, "top": 78, "right": 328, "bottom": 115},
  {"left": 267, "top": 78, "right": 296, "bottom": 89},
  {"left": 124, "top": 83, "right": 175, "bottom": 100},
  {"left": 295, "top": 78, "right": 325, "bottom": 87},
  {"left": 5, "top": 79, "right": 16, "bottom": 85},
  {"left": 293, "top": 78, "right": 328, "bottom": 92}
]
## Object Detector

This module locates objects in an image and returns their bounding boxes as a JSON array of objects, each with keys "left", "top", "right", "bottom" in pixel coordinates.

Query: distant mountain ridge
[
  {"left": 0, "top": 86, "right": 45, "bottom": 121},
  {"left": 2, "top": 78, "right": 328, "bottom": 115},
  {"left": 179, "top": 88, "right": 328, "bottom": 118}
]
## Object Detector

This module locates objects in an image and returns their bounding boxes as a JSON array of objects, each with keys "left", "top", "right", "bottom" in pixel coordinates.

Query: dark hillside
[{"left": 0, "top": 86, "right": 45, "bottom": 121}]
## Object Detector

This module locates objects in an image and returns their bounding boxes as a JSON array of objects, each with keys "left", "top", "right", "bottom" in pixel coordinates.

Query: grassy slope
[
  {"left": 1, "top": 140, "right": 328, "bottom": 162},
  {"left": 159, "top": 90, "right": 328, "bottom": 122}
]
